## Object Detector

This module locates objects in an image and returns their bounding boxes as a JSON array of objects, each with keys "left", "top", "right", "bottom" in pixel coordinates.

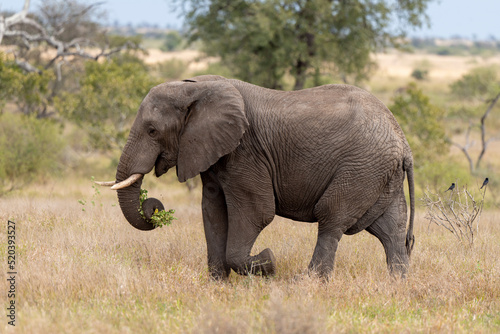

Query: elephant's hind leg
[
  {"left": 366, "top": 188, "right": 409, "bottom": 278},
  {"left": 309, "top": 175, "right": 378, "bottom": 279}
]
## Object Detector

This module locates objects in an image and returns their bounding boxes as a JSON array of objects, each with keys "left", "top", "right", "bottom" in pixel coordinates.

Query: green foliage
[
  {"left": 138, "top": 189, "right": 176, "bottom": 228},
  {"left": 450, "top": 66, "right": 500, "bottom": 101},
  {"left": 192, "top": 61, "right": 235, "bottom": 79},
  {"left": 78, "top": 177, "right": 104, "bottom": 211},
  {"left": 153, "top": 58, "right": 188, "bottom": 81},
  {"left": 411, "top": 68, "right": 428, "bottom": 81},
  {"left": 0, "top": 113, "right": 65, "bottom": 194},
  {"left": 417, "top": 160, "right": 472, "bottom": 194},
  {"left": 57, "top": 55, "right": 159, "bottom": 151},
  {"left": 181, "top": 0, "right": 432, "bottom": 89},
  {"left": 0, "top": 54, "right": 54, "bottom": 116},
  {"left": 150, "top": 209, "right": 176, "bottom": 228},
  {"left": 161, "top": 31, "right": 184, "bottom": 51},
  {"left": 390, "top": 83, "right": 448, "bottom": 169},
  {"left": 106, "top": 34, "right": 144, "bottom": 49}
]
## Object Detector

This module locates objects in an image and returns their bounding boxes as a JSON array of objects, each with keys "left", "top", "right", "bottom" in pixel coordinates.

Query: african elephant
[{"left": 104, "top": 75, "right": 415, "bottom": 280}]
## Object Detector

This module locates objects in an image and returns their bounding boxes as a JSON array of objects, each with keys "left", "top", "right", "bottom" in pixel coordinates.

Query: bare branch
[
  {"left": 1, "top": 0, "right": 139, "bottom": 78},
  {"left": 452, "top": 122, "right": 475, "bottom": 173},
  {"left": 14, "top": 59, "right": 42, "bottom": 73},
  {"left": 4, "top": 0, "right": 30, "bottom": 26},
  {"left": 476, "top": 91, "right": 500, "bottom": 170},
  {"left": 422, "top": 184, "right": 485, "bottom": 248}
]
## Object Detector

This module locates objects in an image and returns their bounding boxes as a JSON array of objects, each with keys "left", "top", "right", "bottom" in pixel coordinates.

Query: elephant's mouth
[
  {"left": 99, "top": 153, "right": 176, "bottom": 190},
  {"left": 154, "top": 152, "right": 176, "bottom": 178}
]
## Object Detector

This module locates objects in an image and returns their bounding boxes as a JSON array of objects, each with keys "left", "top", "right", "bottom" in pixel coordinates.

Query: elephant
[{"left": 102, "top": 75, "right": 415, "bottom": 280}]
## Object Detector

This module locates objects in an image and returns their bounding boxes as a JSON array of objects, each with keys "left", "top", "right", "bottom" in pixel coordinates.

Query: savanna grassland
[
  {"left": 0, "top": 174, "right": 499, "bottom": 333},
  {"left": 1, "top": 50, "right": 500, "bottom": 333}
]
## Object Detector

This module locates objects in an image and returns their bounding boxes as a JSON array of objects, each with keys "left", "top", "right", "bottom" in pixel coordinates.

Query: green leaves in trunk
[{"left": 138, "top": 189, "right": 176, "bottom": 228}]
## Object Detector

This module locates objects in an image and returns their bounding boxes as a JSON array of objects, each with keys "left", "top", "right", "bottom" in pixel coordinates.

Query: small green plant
[
  {"left": 138, "top": 188, "right": 176, "bottom": 228},
  {"left": 411, "top": 68, "right": 428, "bottom": 80},
  {"left": 78, "top": 176, "right": 104, "bottom": 211}
]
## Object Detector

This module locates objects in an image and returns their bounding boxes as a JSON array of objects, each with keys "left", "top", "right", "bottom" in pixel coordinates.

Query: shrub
[
  {"left": 161, "top": 31, "right": 184, "bottom": 52},
  {"left": 0, "top": 113, "right": 65, "bottom": 194},
  {"left": 0, "top": 53, "right": 54, "bottom": 117},
  {"left": 153, "top": 58, "right": 188, "bottom": 81},
  {"left": 411, "top": 68, "right": 428, "bottom": 81},
  {"left": 390, "top": 83, "right": 448, "bottom": 168},
  {"left": 57, "top": 55, "right": 159, "bottom": 151}
]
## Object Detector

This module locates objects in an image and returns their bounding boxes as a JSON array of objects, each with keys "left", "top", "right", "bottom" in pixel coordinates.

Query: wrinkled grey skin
[{"left": 116, "top": 75, "right": 415, "bottom": 280}]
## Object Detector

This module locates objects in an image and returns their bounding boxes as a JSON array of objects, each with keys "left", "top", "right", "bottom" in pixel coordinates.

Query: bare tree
[
  {"left": 452, "top": 92, "right": 500, "bottom": 174},
  {"left": 1, "top": 0, "right": 137, "bottom": 70},
  {"left": 0, "top": 0, "right": 140, "bottom": 117}
]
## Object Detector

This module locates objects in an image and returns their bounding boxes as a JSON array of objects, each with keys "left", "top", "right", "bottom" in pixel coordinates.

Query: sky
[{"left": 1, "top": 0, "right": 499, "bottom": 40}]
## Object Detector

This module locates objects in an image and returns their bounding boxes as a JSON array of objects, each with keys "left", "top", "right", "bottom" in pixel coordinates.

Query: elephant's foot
[
  {"left": 388, "top": 261, "right": 409, "bottom": 280},
  {"left": 207, "top": 262, "right": 231, "bottom": 281},
  {"left": 307, "top": 260, "right": 333, "bottom": 281},
  {"left": 250, "top": 248, "right": 276, "bottom": 276},
  {"left": 228, "top": 248, "right": 276, "bottom": 277}
]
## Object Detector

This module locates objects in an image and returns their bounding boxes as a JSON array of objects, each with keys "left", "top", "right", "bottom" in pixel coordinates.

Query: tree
[
  {"left": 161, "top": 30, "right": 183, "bottom": 51},
  {"left": 449, "top": 66, "right": 500, "bottom": 173},
  {"left": 57, "top": 54, "right": 159, "bottom": 151},
  {"left": 390, "top": 83, "right": 453, "bottom": 191},
  {"left": 181, "top": 0, "right": 433, "bottom": 90},
  {"left": 390, "top": 83, "right": 448, "bottom": 167},
  {"left": 0, "top": 0, "right": 141, "bottom": 117}
]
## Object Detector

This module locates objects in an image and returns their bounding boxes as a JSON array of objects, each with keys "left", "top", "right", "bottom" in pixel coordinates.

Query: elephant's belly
[
  {"left": 274, "top": 191, "right": 319, "bottom": 222},
  {"left": 272, "top": 174, "right": 329, "bottom": 222},
  {"left": 275, "top": 206, "right": 317, "bottom": 222}
]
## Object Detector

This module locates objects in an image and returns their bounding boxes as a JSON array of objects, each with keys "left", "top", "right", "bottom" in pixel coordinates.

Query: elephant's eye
[{"left": 148, "top": 127, "right": 157, "bottom": 137}]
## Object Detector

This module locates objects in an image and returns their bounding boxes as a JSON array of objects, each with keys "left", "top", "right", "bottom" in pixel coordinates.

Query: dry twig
[{"left": 422, "top": 183, "right": 486, "bottom": 248}]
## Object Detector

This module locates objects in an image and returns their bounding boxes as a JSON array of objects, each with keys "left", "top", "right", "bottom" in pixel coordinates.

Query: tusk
[
  {"left": 94, "top": 180, "right": 116, "bottom": 186},
  {"left": 110, "top": 174, "right": 143, "bottom": 190}
]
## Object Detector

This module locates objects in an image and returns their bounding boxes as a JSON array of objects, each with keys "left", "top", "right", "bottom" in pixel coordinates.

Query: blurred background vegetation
[{"left": 1, "top": 0, "right": 499, "bottom": 207}]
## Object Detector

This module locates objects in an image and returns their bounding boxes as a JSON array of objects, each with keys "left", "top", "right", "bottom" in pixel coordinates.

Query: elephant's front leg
[
  {"left": 201, "top": 171, "right": 231, "bottom": 280},
  {"left": 220, "top": 171, "right": 277, "bottom": 277}
]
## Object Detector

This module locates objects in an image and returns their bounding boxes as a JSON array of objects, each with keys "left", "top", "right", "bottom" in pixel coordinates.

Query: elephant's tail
[{"left": 404, "top": 156, "right": 415, "bottom": 257}]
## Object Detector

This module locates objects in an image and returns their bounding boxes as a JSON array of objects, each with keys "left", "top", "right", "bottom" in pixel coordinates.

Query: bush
[
  {"left": 0, "top": 53, "right": 54, "bottom": 117},
  {"left": 450, "top": 66, "right": 500, "bottom": 101},
  {"left": 390, "top": 83, "right": 448, "bottom": 168},
  {"left": 153, "top": 58, "right": 188, "bottom": 81},
  {"left": 57, "top": 55, "right": 159, "bottom": 151},
  {"left": 161, "top": 31, "right": 184, "bottom": 52},
  {"left": 0, "top": 113, "right": 65, "bottom": 194},
  {"left": 411, "top": 68, "right": 428, "bottom": 81}
]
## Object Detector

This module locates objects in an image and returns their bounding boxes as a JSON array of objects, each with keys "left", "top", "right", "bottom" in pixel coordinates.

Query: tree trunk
[{"left": 293, "top": 59, "right": 308, "bottom": 91}]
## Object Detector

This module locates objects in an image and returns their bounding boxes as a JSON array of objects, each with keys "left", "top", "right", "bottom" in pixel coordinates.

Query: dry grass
[{"left": 1, "top": 176, "right": 499, "bottom": 333}]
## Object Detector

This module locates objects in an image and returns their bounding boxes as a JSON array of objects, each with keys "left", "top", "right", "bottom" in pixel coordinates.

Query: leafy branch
[{"left": 139, "top": 189, "right": 176, "bottom": 228}]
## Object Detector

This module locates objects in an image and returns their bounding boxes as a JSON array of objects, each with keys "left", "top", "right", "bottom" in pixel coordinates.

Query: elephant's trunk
[
  {"left": 115, "top": 172, "right": 154, "bottom": 231},
  {"left": 115, "top": 160, "right": 166, "bottom": 231}
]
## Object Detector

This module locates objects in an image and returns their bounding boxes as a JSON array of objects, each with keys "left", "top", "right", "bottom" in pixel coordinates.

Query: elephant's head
[{"left": 113, "top": 78, "right": 248, "bottom": 230}]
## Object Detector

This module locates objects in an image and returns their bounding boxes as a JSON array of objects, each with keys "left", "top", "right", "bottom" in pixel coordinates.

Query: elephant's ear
[{"left": 176, "top": 80, "right": 248, "bottom": 182}]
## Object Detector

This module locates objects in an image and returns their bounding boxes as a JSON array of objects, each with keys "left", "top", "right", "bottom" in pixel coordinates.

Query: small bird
[
  {"left": 480, "top": 177, "right": 489, "bottom": 189},
  {"left": 445, "top": 183, "right": 455, "bottom": 192}
]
